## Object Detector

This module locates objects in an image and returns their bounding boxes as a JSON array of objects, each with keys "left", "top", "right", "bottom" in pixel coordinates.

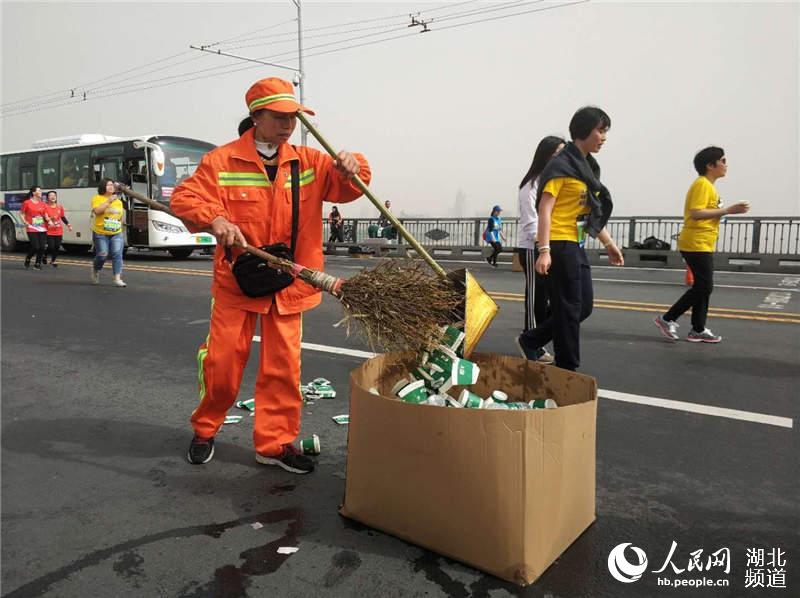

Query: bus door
[{"left": 122, "top": 155, "right": 149, "bottom": 247}]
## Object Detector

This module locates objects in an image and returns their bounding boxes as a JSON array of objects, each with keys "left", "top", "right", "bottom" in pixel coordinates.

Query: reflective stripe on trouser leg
[
  {"left": 191, "top": 301, "right": 258, "bottom": 438},
  {"left": 253, "top": 309, "right": 303, "bottom": 456}
]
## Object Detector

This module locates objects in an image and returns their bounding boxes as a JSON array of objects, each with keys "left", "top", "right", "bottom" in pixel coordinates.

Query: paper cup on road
[
  {"left": 300, "top": 434, "right": 321, "bottom": 455},
  {"left": 396, "top": 379, "right": 429, "bottom": 404},
  {"left": 529, "top": 399, "right": 558, "bottom": 409},
  {"left": 457, "top": 389, "right": 484, "bottom": 409}
]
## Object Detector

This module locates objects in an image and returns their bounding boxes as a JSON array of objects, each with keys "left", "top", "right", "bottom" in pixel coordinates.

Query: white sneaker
[
  {"left": 687, "top": 328, "right": 721, "bottom": 343},
  {"left": 113, "top": 276, "right": 127, "bottom": 288},
  {"left": 653, "top": 315, "right": 679, "bottom": 341},
  {"left": 91, "top": 270, "right": 100, "bottom": 285}
]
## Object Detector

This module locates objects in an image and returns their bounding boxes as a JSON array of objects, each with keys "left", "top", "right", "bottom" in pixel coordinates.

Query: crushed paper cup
[
  {"left": 277, "top": 547, "right": 299, "bottom": 554},
  {"left": 235, "top": 398, "right": 255, "bottom": 411},
  {"left": 332, "top": 414, "right": 349, "bottom": 425}
]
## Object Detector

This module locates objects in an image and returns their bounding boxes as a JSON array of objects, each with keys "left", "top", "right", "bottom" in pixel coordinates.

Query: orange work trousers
[{"left": 192, "top": 299, "right": 302, "bottom": 456}]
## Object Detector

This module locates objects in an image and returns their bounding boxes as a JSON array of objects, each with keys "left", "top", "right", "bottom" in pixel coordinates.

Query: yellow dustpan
[{"left": 298, "top": 113, "right": 498, "bottom": 356}]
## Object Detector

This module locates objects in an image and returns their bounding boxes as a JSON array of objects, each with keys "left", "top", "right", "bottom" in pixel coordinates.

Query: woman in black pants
[
  {"left": 517, "top": 135, "right": 565, "bottom": 363},
  {"left": 21, "top": 186, "right": 47, "bottom": 269},
  {"left": 517, "top": 107, "right": 624, "bottom": 371},
  {"left": 44, "top": 191, "right": 72, "bottom": 267}
]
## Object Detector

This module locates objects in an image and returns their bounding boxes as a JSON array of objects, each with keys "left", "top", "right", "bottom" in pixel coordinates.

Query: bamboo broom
[{"left": 116, "top": 183, "right": 461, "bottom": 352}]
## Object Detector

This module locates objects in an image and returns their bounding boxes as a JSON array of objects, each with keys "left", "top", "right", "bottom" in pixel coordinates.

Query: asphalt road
[{"left": 2, "top": 250, "right": 798, "bottom": 598}]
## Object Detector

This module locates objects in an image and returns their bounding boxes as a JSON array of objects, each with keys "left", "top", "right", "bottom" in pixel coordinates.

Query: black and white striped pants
[{"left": 517, "top": 246, "right": 549, "bottom": 331}]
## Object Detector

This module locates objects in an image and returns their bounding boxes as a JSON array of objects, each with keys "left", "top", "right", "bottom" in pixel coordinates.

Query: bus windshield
[{"left": 152, "top": 136, "right": 215, "bottom": 202}]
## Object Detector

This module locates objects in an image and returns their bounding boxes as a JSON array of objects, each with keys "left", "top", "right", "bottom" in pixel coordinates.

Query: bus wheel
[
  {"left": 62, "top": 244, "right": 89, "bottom": 255},
  {"left": 168, "top": 247, "right": 194, "bottom": 259},
  {"left": 1, "top": 218, "right": 17, "bottom": 252}
]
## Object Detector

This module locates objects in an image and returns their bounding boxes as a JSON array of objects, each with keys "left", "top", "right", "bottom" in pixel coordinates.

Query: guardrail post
[
  {"left": 628, "top": 218, "right": 636, "bottom": 248},
  {"left": 473, "top": 219, "right": 482, "bottom": 246},
  {"left": 397, "top": 219, "right": 404, "bottom": 245},
  {"left": 351, "top": 218, "right": 358, "bottom": 244},
  {"left": 751, "top": 219, "right": 761, "bottom": 254}
]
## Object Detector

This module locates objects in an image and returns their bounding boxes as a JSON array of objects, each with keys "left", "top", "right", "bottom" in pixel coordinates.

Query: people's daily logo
[{"left": 607, "top": 543, "right": 649, "bottom": 583}]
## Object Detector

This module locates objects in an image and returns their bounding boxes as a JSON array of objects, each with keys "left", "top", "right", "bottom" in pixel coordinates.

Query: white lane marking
[
  {"left": 599, "top": 390, "right": 793, "bottom": 429},
  {"left": 252, "top": 336, "right": 376, "bottom": 359},
  {"left": 252, "top": 338, "right": 794, "bottom": 429},
  {"left": 758, "top": 291, "right": 793, "bottom": 310}
]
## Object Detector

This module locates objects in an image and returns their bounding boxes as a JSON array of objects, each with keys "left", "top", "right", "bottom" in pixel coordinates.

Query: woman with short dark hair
[
  {"left": 90, "top": 178, "right": 126, "bottom": 287},
  {"left": 517, "top": 107, "right": 624, "bottom": 371},
  {"left": 654, "top": 147, "right": 750, "bottom": 343},
  {"left": 21, "top": 186, "right": 47, "bottom": 269}
]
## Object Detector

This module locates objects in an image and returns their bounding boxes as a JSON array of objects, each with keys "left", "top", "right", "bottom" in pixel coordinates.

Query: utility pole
[{"left": 294, "top": 0, "right": 307, "bottom": 145}]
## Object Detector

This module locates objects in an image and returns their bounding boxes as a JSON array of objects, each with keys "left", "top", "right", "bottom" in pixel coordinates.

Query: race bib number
[
  {"left": 32, "top": 216, "right": 44, "bottom": 226},
  {"left": 103, "top": 218, "right": 122, "bottom": 233},
  {"left": 576, "top": 216, "right": 587, "bottom": 248}
]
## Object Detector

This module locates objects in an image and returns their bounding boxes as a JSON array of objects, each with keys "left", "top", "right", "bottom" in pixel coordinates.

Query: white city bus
[{"left": 0, "top": 134, "right": 217, "bottom": 258}]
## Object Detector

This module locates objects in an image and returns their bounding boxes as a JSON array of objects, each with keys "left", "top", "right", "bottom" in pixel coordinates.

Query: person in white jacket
[{"left": 516, "top": 135, "right": 565, "bottom": 363}]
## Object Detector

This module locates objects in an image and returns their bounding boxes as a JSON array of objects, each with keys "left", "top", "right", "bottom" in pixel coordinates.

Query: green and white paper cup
[
  {"left": 300, "top": 434, "right": 321, "bottom": 455},
  {"left": 505, "top": 402, "right": 530, "bottom": 410},
  {"left": 529, "top": 399, "right": 558, "bottom": 409},
  {"left": 391, "top": 377, "right": 411, "bottom": 395},
  {"left": 458, "top": 389, "right": 484, "bottom": 409},
  {"left": 429, "top": 345, "right": 458, "bottom": 373},
  {"left": 440, "top": 325, "right": 466, "bottom": 353},
  {"left": 451, "top": 358, "right": 480, "bottom": 385},
  {"left": 396, "top": 379, "right": 429, "bottom": 404},
  {"left": 491, "top": 390, "right": 508, "bottom": 402}
]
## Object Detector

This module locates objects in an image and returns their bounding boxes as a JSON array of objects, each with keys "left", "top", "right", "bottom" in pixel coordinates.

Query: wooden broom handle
[{"left": 295, "top": 112, "right": 447, "bottom": 278}]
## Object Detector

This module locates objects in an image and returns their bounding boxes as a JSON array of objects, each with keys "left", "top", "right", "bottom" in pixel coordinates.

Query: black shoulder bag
[{"left": 227, "top": 160, "right": 300, "bottom": 298}]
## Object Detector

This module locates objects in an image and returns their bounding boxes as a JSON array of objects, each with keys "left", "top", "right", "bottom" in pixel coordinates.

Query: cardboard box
[{"left": 341, "top": 352, "right": 597, "bottom": 586}]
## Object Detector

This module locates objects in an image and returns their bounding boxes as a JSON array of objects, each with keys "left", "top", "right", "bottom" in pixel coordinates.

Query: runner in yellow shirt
[
  {"left": 654, "top": 147, "right": 749, "bottom": 342},
  {"left": 516, "top": 106, "right": 624, "bottom": 371},
  {"left": 90, "top": 178, "right": 127, "bottom": 287}
]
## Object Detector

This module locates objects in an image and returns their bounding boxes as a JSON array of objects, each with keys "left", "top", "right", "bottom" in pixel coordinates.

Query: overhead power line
[{"left": 1, "top": 0, "right": 589, "bottom": 119}]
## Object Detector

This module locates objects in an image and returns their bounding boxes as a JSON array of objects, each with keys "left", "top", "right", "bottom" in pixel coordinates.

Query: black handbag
[{"left": 227, "top": 160, "right": 300, "bottom": 298}]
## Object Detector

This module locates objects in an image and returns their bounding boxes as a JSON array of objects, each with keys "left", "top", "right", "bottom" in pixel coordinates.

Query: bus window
[
  {"left": 0, "top": 157, "right": 5, "bottom": 191},
  {"left": 21, "top": 167, "right": 35, "bottom": 189},
  {"left": 91, "top": 145, "right": 123, "bottom": 185},
  {"left": 60, "top": 149, "right": 90, "bottom": 187},
  {"left": 6, "top": 156, "right": 20, "bottom": 190},
  {"left": 38, "top": 153, "right": 60, "bottom": 189}
]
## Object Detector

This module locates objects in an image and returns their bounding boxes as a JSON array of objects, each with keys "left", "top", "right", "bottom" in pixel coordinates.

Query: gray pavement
[{"left": 2, "top": 252, "right": 798, "bottom": 597}]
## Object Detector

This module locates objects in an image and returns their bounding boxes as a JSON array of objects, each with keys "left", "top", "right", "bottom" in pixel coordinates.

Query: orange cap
[{"left": 245, "top": 77, "right": 315, "bottom": 115}]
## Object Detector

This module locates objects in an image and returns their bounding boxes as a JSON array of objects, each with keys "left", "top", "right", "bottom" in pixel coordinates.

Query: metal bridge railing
[{"left": 323, "top": 216, "right": 800, "bottom": 255}]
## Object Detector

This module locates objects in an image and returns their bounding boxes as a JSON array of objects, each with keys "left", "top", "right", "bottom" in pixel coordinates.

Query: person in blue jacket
[{"left": 484, "top": 205, "right": 506, "bottom": 267}]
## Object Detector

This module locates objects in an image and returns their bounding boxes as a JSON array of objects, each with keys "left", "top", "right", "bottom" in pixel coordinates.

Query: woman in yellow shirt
[
  {"left": 517, "top": 107, "right": 624, "bottom": 371},
  {"left": 90, "top": 178, "right": 127, "bottom": 287},
  {"left": 654, "top": 147, "right": 749, "bottom": 343}
]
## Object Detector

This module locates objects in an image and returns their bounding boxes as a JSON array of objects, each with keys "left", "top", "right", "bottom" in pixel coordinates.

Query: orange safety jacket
[{"left": 170, "top": 128, "right": 371, "bottom": 314}]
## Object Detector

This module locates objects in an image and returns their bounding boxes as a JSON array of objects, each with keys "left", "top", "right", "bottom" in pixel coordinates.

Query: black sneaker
[
  {"left": 515, "top": 333, "right": 546, "bottom": 361},
  {"left": 24, "top": 259, "right": 30, "bottom": 269},
  {"left": 33, "top": 263, "right": 42, "bottom": 270},
  {"left": 255, "top": 444, "right": 315, "bottom": 474},
  {"left": 187, "top": 436, "right": 215, "bottom": 464}
]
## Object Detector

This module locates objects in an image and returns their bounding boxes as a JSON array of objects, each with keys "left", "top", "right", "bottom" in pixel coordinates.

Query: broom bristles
[{"left": 334, "top": 260, "right": 463, "bottom": 353}]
